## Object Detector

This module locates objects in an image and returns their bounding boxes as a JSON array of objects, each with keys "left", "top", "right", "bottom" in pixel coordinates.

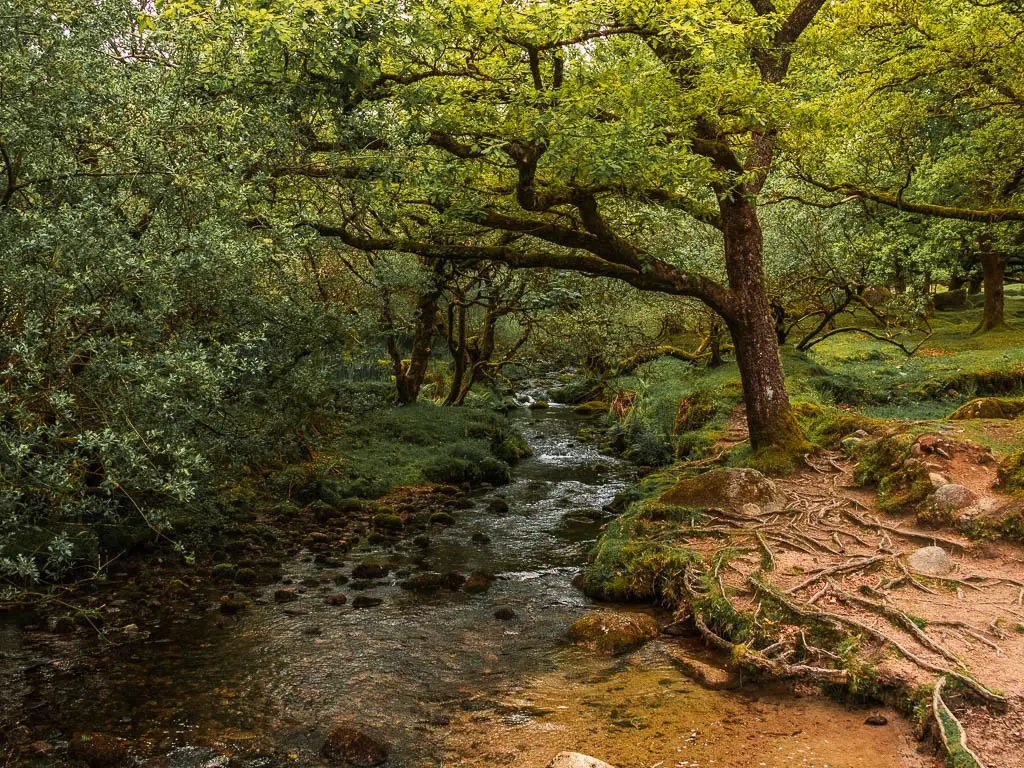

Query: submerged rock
[
  {"left": 493, "top": 607, "right": 517, "bottom": 621},
  {"left": 351, "top": 561, "right": 388, "bottom": 580},
  {"left": 573, "top": 401, "right": 609, "bottom": 415},
  {"left": 662, "top": 646, "right": 740, "bottom": 690},
  {"left": 567, "top": 611, "right": 659, "bottom": 655},
  {"left": 907, "top": 546, "right": 953, "bottom": 576},
  {"left": 463, "top": 572, "right": 494, "bottom": 594},
  {"left": 69, "top": 732, "right": 130, "bottom": 767},
  {"left": 660, "top": 467, "right": 784, "bottom": 512},
  {"left": 547, "top": 752, "right": 617, "bottom": 768},
  {"left": 400, "top": 572, "right": 444, "bottom": 592},
  {"left": 322, "top": 724, "right": 388, "bottom": 767}
]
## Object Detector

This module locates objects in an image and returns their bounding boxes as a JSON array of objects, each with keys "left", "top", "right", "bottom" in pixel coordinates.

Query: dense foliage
[{"left": 3, "top": 0, "right": 1024, "bottom": 587}]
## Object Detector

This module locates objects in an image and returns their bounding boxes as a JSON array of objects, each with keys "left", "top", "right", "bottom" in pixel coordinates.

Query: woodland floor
[{"left": 670, "top": 411, "right": 1024, "bottom": 767}]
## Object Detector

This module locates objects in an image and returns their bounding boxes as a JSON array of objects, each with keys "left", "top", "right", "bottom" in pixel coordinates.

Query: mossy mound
[
  {"left": 573, "top": 400, "right": 610, "bottom": 415},
  {"left": 947, "top": 397, "right": 1024, "bottom": 420},
  {"left": 580, "top": 504, "right": 697, "bottom": 604},
  {"left": 997, "top": 451, "right": 1024, "bottom": 495},
  {"left": 672, "top": 390, "right": 723, "bottom": 433},
  {"left": 567, "top": 611, "right": 660, "bottom": 655}
]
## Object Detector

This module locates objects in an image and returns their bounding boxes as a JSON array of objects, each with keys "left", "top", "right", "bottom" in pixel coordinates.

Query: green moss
[
  {"left": 580, "top": 506, "right": 697, "bottom": 605},
  {"left": 330, "top": 404, "right": 526, "bottom": 497},
  {"left": 211, "top": 563, "right": 236, "bottom": 580},
  {"left": 372, "top": 513, "right": 404, "bottom": 532},
  {"left": 574, "top": 400, "right": 610, "bottom": 415},
  {"left": 879, "top": 462, "right": 932, "bottom": 515},
  {"left": 997, "top": 450, "right": 1024, "bottom": 495},
  {"left": 672, "top": 390, "right": 722, "bottom": 433}
]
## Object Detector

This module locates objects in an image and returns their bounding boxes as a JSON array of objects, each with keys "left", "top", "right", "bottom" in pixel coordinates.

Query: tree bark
[
  {"left": 389, "top": 268, "right": 444, "bottom": 404},
  {"left": 444, "top": 302, "right": 467, "bottom": 405},
  {"left": 974, "top": 238, "right": 1006, "bottom": 333},
  {"left": 720, "top": 197, "right": 803, "bottom": 452}
]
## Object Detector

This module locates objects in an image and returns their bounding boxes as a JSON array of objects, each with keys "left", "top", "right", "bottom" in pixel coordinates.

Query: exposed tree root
[{"left": 934, "top": 677, "right": 989, "bottom": 768}]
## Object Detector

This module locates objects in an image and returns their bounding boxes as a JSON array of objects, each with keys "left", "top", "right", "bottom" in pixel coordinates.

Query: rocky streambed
[{"left": 0, "top": 401, "right": 931, "bottom": 768}]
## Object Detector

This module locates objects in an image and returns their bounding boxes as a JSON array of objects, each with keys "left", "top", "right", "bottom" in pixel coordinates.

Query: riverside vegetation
[{"left": 4, "top": 1, "right": 1024, "bottom": 767}]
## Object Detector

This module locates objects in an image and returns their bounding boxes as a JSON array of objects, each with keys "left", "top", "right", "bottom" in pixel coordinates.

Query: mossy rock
[
  {"left": 429, "top": 511, "right": 456, "bottom": 525},
  {"left": 947, "top": 397, "right": 1024, "bottom": 420},
  {"left": 321, "top": 724, "right": 388, "bottom": 766},
  {"left": 581, "top": 509, "right": 697, "bottom": 604},
  {"left": 567, "top": 611, "right": 660, "bottom": 655},
  {"left": 211, "top": 563, "right": 236, "bottom": 581},
  {"left": 233, "top": 567, "right": 257, "bottom": 585},
  {"left": 660, "top": 467, "right": 784, "bottom": 512},
  {"left": 372, "top": 513, "right": 404, "bottom": 532},
  {"left": 573, "top": 400, "right": 610, "bottom": 416},
  {"left": 528, "top": 400, "right": 550, "bottom": 410},
  {"left": 352, "top": 561, "right": 388, "bottom": 579}
]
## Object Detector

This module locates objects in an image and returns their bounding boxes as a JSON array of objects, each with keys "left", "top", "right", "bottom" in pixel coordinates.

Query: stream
[{"left": 0, "top": 400, "right": 929, "bottom": 768}]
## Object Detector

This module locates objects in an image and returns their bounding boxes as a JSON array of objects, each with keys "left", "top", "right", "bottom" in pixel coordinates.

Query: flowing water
[{"left": 0, "top": 401, "right": 929, "bottom": 768}]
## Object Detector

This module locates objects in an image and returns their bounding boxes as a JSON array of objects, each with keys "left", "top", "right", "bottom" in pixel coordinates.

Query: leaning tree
[{"left": 173, "top": 0, "right": 852, "bottom": 450}]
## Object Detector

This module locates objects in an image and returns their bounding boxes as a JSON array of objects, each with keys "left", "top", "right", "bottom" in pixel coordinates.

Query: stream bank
[{"left": 1, "top": 401, "right": 932, "bottom": 767}]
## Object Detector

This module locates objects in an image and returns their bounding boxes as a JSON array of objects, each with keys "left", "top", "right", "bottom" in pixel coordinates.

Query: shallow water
[{"left": 0, "top": 404, "right": 930, "bottom": 768}]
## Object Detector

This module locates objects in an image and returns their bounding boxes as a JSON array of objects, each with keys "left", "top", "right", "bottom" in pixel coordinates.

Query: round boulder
[
  {"left": 907, "top": 546, "right": 953, "bottom": 577},
  {"left": 567, "top": 611, "right": 659, "bottom": 655},
  {"left": 932, "top": 484, "right": 977, "bottom": 511},
  {"left": 660, "top": 467, "right": 784, "bottom": 512}
]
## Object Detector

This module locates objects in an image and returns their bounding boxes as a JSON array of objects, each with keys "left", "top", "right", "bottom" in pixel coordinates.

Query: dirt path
[{"left": 669, "top": 451, "right": 1024, "bottom": 768}]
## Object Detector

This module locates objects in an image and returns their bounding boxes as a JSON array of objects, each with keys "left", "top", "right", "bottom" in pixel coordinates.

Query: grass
[
  {"left": 267, "top": 403, "right": 530, "bottom": 501},
  {"left": 596, "top": 295, "right": 1024, "bottom": 468}
]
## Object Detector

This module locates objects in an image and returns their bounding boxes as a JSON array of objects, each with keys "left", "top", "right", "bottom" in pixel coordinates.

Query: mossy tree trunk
[
  {"left": 974, "top": 237, "right": 1006, "bottom": 333},
  {"left": 720, "top": 197, "right": 804, "bottom": 452},
  {"left": 389, "top": 265, "right": 445, "bottom": 405}
]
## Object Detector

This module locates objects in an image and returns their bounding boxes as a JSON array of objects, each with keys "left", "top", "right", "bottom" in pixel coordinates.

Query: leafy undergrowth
[{"left": 312, "top": 404, "right": 530, "bottom": 500}]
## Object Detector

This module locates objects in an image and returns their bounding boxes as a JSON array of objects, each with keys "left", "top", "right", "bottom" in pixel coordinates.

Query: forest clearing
[{"left": 3, "top": 1, "right": 1024, "bottom": 767}]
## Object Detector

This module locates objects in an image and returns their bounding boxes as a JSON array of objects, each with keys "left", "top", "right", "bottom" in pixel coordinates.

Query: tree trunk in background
[
  {"left": 390, "top": 269, "right": 445, "bottom": 404},
  {"left": 974, "top": 238, "right": 1006, "bottom": 333},
  {"left": 444, "top": 303, "right": 467, "bottom": 405},
  {"left": 720, "top": 197, "right": 804, "bottom": 452}
]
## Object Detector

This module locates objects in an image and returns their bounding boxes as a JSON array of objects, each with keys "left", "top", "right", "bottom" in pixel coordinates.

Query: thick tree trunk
[
  {"left": 974, "top": 240, "right": 1006, "bottom": 333},
  {"left": 720, "top": 198, "right": 804, "bottom": 452}
]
